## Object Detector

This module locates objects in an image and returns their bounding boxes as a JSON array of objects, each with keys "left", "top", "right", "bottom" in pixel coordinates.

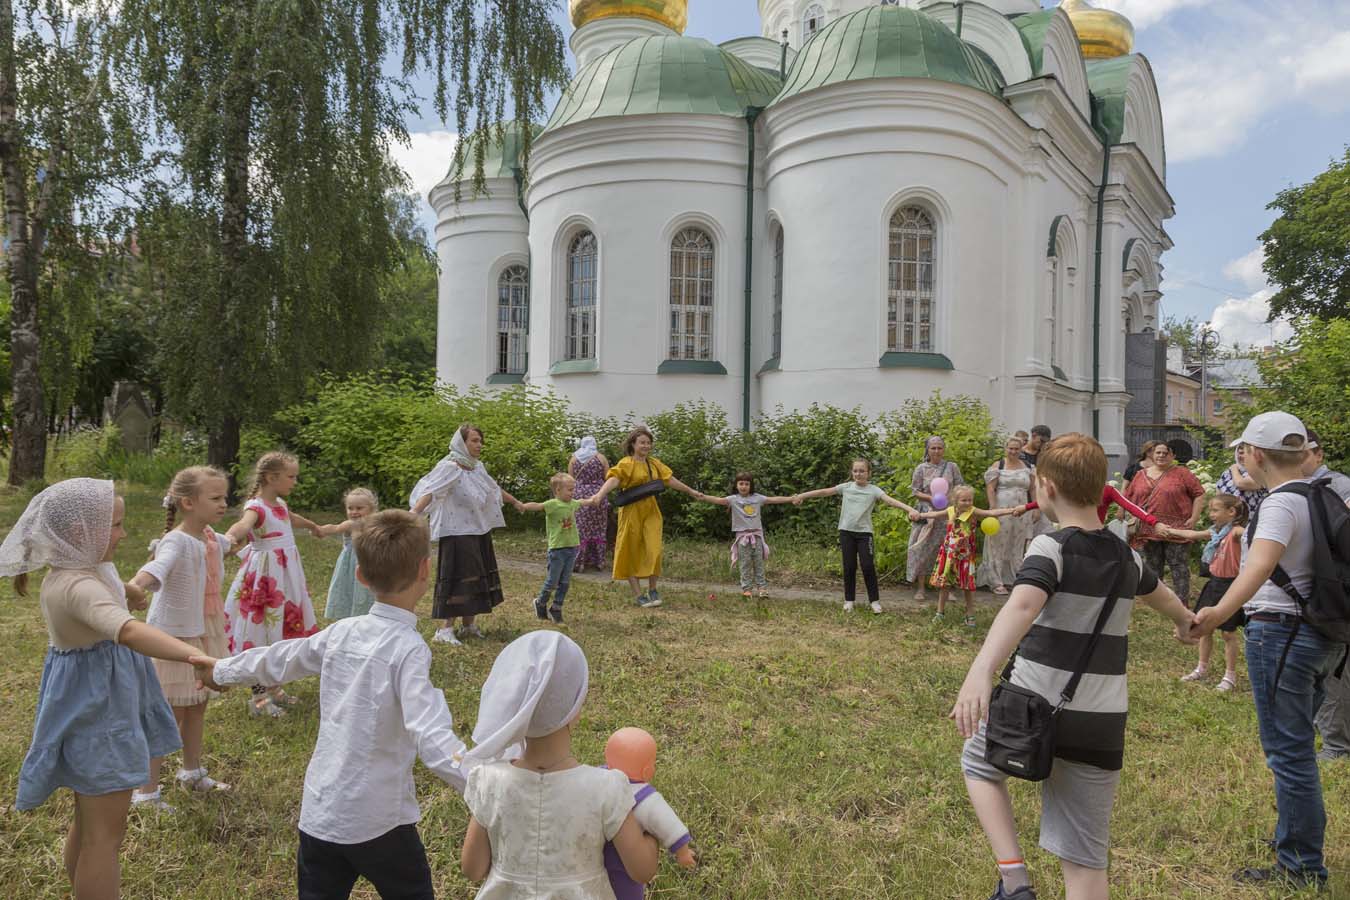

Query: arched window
[
  {"left": 771, "top": 225, "right": 784, "bottom": 360},
  {"left": 802, "top": 4, "right": 827, "bottom": 43},
  {"left": 496, "top": 264, "right": 529, "bottom": 375},
  {"left": 668, "top": 227, "right": 714, "bottom": 361},
  {"left": 887, "top": 206, "right": 935, "bottom": 353},
  {"left": 565, "top": 231, "right": 598, "bottom": 361}
]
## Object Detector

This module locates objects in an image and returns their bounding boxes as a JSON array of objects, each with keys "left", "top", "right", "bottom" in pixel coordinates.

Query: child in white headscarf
[
  {"left": 460, "top": 632, "right": 659, "bottom": 899},
  {"left": 0, "top": 478, "right": 208, "bottom": 898}
]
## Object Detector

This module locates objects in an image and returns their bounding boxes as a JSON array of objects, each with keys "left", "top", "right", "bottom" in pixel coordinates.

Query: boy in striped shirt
[{"left": 951, "top": 434, "right": 1197, "bottom": 900}]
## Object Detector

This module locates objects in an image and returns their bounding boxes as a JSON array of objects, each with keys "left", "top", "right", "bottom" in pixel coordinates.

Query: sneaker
[
  {"left": 461, "top": 624, "right": 485, "bottom": 640},
  {"left": 548, "top": 605, "right": 564, "bottom": 625},
  {"left": 432, "top": 627, "right": 462, "bottom": 646},
  {"left": 648, "top": 590, "right": 661, "bottom": 607},
  {"left": 1317, "top": 747, "right": 1349, "bottom": 762},
  {"left": 131, "top": 790, "right": 177, "bottom": 813},
  {"left": 987, "top": 880, "right": 1038, "bottom": 899},
  {"left": 1180, "top": 667, "right": 1208, "bottom": 682},
  {"left": 534, "top": 597, "right": 549, "bottom": 621},
  {"left": 1216, "top": 674, "right": 1238, "bottom": 693},
  {"left": 636, "top": 594, "right": 662, "bottom": 609},
  {"left": 964, "top": 615, "right": 978, "bottom": 628},
  {"left": 1232, "top": 866, "right": 1326, "bottom": 890},
  {"left": 932, "top": 611, "right": 945, "bottom": 623},
  {"left": 871, "top": 601, "right": 883, "bottom": 615},
  {"left": 842, "top": 601, "right": 855, "bottom": 613}
]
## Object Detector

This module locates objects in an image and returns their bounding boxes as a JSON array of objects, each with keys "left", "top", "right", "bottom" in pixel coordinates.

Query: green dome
[
  {"left": 442, "top": 122, "right": 541, "bottom": 184},
  {"left": 773, "top": 6, "right": 1003, "bottom": 106},
  {"left": 544, "top": 35, "right": 782, "bottom": 133}
]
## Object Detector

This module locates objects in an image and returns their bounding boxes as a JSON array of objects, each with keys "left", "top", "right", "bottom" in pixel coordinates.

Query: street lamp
[{"left": 1199, "top": 326, "right": 1221, "bottom": 426}]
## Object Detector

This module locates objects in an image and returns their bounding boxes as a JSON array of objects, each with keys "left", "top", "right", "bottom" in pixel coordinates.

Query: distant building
[{"left": 1190, "top": 356, "right": 1263, "bottom": 428}]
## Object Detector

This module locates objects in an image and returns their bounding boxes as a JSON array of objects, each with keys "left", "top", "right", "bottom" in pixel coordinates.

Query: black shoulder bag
[
  {"left": 610, "top": 459, "right": 666, "bottom": 508},
  {"left": 983, "top": 535, "right": 1129, "bottom": 781}
]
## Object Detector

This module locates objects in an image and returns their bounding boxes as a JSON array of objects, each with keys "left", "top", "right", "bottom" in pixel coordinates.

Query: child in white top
[
  {"left": 196, "top": 510, "right": 468, "bottom": 899},
  {"left": 319, "top": 487, "right": 379, "bottom": 619},
  {"left": 128, "top": 466, "right": 234, "bottom": 809},
  {"left": 222, "top": 451, "right": 323, "bottom": 717},
  {"left": 1, "top": 478, "right": 212, "bottom": 900},
  {"left": 793, "top": 459, "right": 920, "bottom": 614},
  {"left": 460, "top": 632, "right": 659, "bottom": 899},
  {"left": 692, "top": 471, "right": 794, "bottom": 599}
]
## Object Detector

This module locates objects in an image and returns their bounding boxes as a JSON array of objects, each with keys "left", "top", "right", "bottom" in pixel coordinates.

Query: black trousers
[
  {"left": 839, "top": 530, "right": 879, "bottom": 604},
  {"left": 297, "top": 824, "right": 434, "bottom": 900}
]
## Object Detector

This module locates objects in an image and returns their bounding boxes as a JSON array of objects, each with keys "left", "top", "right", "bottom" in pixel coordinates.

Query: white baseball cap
[{"left": 1230, "top": 411, "right": 1308, "bottom": 451}]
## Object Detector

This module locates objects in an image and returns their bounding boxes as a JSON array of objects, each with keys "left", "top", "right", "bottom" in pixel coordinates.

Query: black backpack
[{"left": 1247, "top": 477, "right": 1350, "bottom": 688}]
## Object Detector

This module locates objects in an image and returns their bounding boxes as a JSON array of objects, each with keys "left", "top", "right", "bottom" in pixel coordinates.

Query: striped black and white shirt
[{"left": 1011, "top": 528, "right": 1159, "bottom": 771}]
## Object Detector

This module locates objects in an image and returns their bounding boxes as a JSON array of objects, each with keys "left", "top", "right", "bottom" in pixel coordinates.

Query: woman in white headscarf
[
  {"left": 0, "top": 478, "right": 209, "bottom": 898},
  {"left": 460, "top": 632, "right": 659, "bottom": 898},
  {"left": 411, "top": 423, "right": 520, "bottom": 646},
  {"left": 907, "top": 435, "right": 964, "bottom": 602},
  {"left": 568, "top": 435, "right": 610, "bottom": 573}
]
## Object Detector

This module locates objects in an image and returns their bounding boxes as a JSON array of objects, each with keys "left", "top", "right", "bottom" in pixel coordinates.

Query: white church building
[{"left": 430, "top": 0, "right": 1171, "bottom": 462}]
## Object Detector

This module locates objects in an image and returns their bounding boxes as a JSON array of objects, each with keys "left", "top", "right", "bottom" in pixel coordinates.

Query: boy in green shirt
[{"left": 515, "top": 473, "right": 602, "bottom": 624}]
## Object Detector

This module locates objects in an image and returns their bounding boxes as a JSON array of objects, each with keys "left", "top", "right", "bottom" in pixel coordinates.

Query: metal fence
[{"left": 1125, "top": 423, "right": 1224, "bottom": 463}]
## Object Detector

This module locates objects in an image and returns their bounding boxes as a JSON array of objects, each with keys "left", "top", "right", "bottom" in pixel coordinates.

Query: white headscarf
[
  {"left": 449, "top": 428, "right": 479, "bottom": 470},
  {"left": 463, "top": 631, "right": 590, "bottom": 766},
  {"left": 0, "top": 478, "right": 114, "bottom": 576},
  {"left": 574, "top": 436, "right": 599, "bottom": 464}
]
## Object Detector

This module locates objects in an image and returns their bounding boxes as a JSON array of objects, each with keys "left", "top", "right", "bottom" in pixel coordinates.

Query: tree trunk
[{"left": 0, "top": 0, "right": 45, "bottom": 485}]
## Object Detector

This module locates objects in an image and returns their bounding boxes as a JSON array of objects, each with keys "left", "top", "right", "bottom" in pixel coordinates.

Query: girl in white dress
[
  {"left": 129, "top": 466, "right": 234, "bottom": 809},
  {"left": 222, "top": 451, "right": 323, "bottom": 717},
  {"left": 460, "top": 632, "right": 659, "bottom": 899}
]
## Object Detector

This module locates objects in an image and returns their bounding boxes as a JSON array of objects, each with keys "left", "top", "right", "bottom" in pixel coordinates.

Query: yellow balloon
[{"left": 981, "top": 516, "right": 1001, "bottom": 536}]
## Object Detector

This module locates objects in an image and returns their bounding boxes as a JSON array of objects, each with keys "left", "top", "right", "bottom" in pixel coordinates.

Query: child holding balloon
[{"left": 911, "top": 484, "right": 1015, "bottom": 626}]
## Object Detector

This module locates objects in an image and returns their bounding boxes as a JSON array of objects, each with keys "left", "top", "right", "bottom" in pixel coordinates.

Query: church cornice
[
  {"left": 1108, "top": 144, "right": 1173, "bottom": 220},
  {"left": 1003, "top": 77, "right": 1101, "bottom": 185}
]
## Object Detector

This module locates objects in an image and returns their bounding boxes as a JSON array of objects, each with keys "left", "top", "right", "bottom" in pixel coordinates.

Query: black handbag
[
  {"left": 610, "top": 459, "right": 666, "bottom": 508},
  {"left": 984, "top": 535, "right": 1129, "bottom": 781}
]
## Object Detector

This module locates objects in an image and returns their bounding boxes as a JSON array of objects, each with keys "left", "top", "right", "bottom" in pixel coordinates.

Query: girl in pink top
[{"left": 1168, "top": 494, "right": 1248, "bottom": 692}]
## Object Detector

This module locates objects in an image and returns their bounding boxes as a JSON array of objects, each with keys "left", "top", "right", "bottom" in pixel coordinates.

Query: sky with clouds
[{"left": 390, "top": 0, "right": 1350, "bottom": 350}]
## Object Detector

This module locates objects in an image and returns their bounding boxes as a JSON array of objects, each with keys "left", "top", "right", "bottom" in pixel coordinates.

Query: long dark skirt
[{"left": 432, "top": 533, "right": 505, "bottom": 619}]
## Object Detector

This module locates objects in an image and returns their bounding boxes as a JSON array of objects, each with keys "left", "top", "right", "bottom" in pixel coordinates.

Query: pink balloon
[
  {"left": 931, "top": 477, "right": 949, "bottom": 496},
  {"left": 932, "top": 493, "right": 948, "bottom": 510}
]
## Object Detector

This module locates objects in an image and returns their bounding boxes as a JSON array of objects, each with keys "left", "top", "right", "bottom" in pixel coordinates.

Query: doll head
[{"left": 605, "top": 727, "right": 658, "bottom": 783}]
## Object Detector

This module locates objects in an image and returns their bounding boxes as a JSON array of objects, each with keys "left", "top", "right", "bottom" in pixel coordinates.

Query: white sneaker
[
  {"left": 842, "top": 601, "right": 855, "bottom": 612},
  {"left": 432, "top": 627, "right": 462, "bottom": 646},
  {"left": 870, "top": 601, "right": 883, "bottom": 614},
  {"left": 461, "top": 624, "right": 485, "bottom": 640}
]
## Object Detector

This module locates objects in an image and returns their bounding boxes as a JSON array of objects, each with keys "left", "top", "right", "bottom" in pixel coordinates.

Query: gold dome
[
  {"left": 1060, "top": 0, "right": 1134, "bottom": 59},
  {"left": 569, "top": 0, "right": 687, "bottom": 34}
]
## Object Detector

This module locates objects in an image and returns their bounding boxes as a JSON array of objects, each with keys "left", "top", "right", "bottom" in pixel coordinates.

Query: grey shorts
[{"left": 961, "top": 726, "right": 1121, "bottom": 869}]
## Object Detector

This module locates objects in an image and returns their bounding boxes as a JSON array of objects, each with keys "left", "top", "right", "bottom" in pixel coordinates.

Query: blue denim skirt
[{"left": 16, "top": 640, "right": 182, "bottom": 810}]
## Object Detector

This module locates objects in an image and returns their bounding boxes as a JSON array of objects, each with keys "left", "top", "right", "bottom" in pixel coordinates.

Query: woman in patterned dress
[
  {"left": 906, "top": 436, "right": 964, "bottom": 602},
  {"left": 568, "top": 436, "right": 610, "bottom": 573},
  {"left": 977, "top": 436, "right": 1036, "bottom": 594}
]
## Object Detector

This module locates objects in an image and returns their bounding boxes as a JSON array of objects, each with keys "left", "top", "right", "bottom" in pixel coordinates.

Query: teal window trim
[
  {"left": 758, "top": 356, "right": 780, "bottom": 374},
  {"left": 657, "top": 359, "right": 728, "bottom": 375},
  {"left": 549, "top": 358, "right": 599, "bottom": 375},
  {"left": 486, "top": 372, "right": 525, "bottom": 385},
  {"left": 878, "top": 351, "right": 953, "bottom": 370}
]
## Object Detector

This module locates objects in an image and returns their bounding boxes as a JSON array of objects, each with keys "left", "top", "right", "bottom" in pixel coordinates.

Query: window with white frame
[
  {"left": 803, "top": 4, "right": 827, "bottom": 43},
  {"left": 886, "top": 205, "right": 935, "bottom": 353},
  {"left": 565, "top": 231, "right": 598, "bottom": 361},
  {"left": 772, "top": 225, "right": 784, "bottom": 360},
  {"left": 668, "top": 227, "right": 715, "bottom": 361},
  {"left": 495, "top": 264, "right": 529, "bottom": 375}
]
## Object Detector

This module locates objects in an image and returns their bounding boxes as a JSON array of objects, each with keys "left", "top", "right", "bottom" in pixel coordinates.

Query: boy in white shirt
[{"left": 193, "top": 510, "right": 466, "bottom": 900}]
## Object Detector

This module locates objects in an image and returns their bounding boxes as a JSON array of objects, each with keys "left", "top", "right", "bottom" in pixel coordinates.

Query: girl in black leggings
[{"left": 793, "top": 459, "right": 920, "bottom": 614}]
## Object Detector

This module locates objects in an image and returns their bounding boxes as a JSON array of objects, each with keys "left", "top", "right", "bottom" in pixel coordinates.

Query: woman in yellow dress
[{"left": 592, "top": 426, "right": 701, "bottom": 608}]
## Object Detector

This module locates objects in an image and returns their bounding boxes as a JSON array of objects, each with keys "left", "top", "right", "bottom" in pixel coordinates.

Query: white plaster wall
[
  {"left": 429, "top": 179, "right": 530, "bottom": 389},
  {"left": 525, "top": 115, "right": 762, "bottom": 420},
  {"left": 570, "top": 17, "right": 675, "bottom": 68}
]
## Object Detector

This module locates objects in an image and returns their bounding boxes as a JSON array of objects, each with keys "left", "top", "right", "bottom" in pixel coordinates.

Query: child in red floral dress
[
  {"left": 912, "top": 485, "right": 1014, "bottom": 627},
  {"left": 223, "top": 451, "right": 323, "bottom": 717}
]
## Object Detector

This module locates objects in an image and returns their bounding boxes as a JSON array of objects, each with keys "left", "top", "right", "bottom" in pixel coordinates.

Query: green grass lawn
[{"left": 1, "top": 484, "right": 1347, "bottom": 898}]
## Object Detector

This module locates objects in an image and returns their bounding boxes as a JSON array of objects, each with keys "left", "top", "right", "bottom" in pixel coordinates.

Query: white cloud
[
  {"left": 1287, "top": 30, "right": 1350, "bottom": 94},
  {"left": 1092, "top": 0, "right": 1212, "bottom": 30},
  {"left": 388, "top": 130, "right": 458, "bottom": 200},
  {"left": 1208, "top": 287, "right": 1293, "bottom": 349},
  {"left": 1222, "top": 246, "right": 1266, "bottom": 291}
]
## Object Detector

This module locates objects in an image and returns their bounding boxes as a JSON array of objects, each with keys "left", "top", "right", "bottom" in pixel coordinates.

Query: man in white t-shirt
[{"left": 1195, "top": 412, "right": 1337, "bottom": 891}]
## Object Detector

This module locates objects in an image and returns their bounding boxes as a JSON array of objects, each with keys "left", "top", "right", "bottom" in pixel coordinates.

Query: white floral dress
[
  {"left": 978, "top": 464, "right": 1035, "bottom": 587},
  {"left": 223, "top": 498, "right": 318, "bottom": 654}
]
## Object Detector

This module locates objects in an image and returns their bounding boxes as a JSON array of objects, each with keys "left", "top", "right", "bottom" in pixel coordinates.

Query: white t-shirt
[{"left": 1242, "top": 479, "right": 1316, "bottom": 617}]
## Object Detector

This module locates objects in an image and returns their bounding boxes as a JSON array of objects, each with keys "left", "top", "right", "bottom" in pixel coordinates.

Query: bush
[
  {"left": 104, "top": 429, "right": 207, "bottom": 487},
  {"left": 46, "top": 424, "right": 122, "bottom": 481},
  {"left": 874, "top": 394, "right": 1004, "bottom": 578}
]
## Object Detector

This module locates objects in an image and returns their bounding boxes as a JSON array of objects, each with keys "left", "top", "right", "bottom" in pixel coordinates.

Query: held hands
[
  {"left": 1011, "top": 504, "right": 1028, "bottom": 518},
  {"left": 1154, "top": 522, "right": 1172, "bottom": 539},
  {"left": 908, "top": 511, "right": 921, "bottom": 522},
  {"left": 1192, "top": 606, "right": 1222, "bottom": 639},
  {"left": 188, "top": 655, "right": 227, "bottom": 692},
  {"left": 1174, "top": 609, "right": 1201, "bottom": 645},
  {"left": 124, "top": 582, "right": 147, "bottom": 611},
  {"left": 791, "top": 494, "right": 804, "bottom": 506},
  {"left": 949, "top": 674, "right": 993, "bottom": 739}
]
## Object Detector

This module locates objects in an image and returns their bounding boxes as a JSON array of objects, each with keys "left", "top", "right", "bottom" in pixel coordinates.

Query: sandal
[
  {"left": 131, "top": 789, "right": 177, "bottom": 813},
  {"left": 1180, "top": 667, "right": 1208, "bottom": 683},
  {"left": 177, "top": 767, "right": 231, "bottom": 792},
  {"left": 992, "top": 585, "right": 1009, "bottom": 595},
  {"left": 250, "top": 696, "right": 286, "bottom": 718},
  {"left": 1216, "top": 675, "right": 1238, "bottom": 693}
]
